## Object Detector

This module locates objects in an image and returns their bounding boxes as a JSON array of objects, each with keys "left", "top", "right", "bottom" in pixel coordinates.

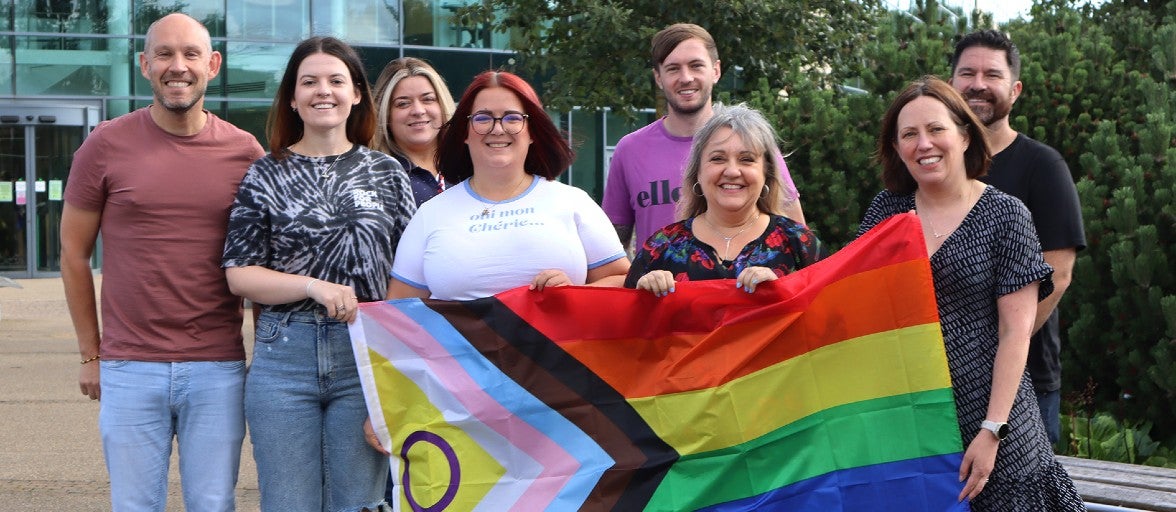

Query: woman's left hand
[
  {"left": 736, "top": 266, "right": 778, "bottom": 293},
  {"left": 957, "top": 432, "right": 999, "bottom": 501},
  {"left": 530, "top": 269, "right": 572, "bottom": 291}
]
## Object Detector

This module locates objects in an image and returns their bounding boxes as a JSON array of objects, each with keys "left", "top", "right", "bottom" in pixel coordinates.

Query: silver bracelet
[{"left": 304, "top": 278, "right": 319, "bottom": 298}]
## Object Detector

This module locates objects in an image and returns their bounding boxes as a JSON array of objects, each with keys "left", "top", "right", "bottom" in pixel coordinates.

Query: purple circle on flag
[{"left": 400, "top": 430, "right": 461, "bottom": 512}]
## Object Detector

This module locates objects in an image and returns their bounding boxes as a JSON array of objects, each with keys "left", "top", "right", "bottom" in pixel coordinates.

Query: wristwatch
[{"left": 980, "top": 420, "right": 1010, "bottom": 441}]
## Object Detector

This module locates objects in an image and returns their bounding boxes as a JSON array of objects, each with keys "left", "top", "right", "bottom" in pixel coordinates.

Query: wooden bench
[{"left": 1058, "top": 455, "right": 1176, "bottom": 511}]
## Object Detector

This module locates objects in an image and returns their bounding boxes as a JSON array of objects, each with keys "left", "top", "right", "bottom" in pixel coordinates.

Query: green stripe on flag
[{"left": 645, "top": 388, "right": 961, "bottom": 510}]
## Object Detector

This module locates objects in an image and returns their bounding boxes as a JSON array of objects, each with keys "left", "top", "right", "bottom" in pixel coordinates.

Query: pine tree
[
  {"left": 1005, "top": 1, "right": 1176, "bottom": 441},
  {"left": 760, "top": 0, "right": 1176, "bottom": 441}
]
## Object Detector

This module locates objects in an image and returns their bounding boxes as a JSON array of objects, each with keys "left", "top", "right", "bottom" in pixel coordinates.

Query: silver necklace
[
  {"left": 700, "top": 212, "right": 760, "bottom": 261},
  {"left": 290, "top": 144, "right": 351, "bottom": 179},
  {"left": 470, "top": 175, "right": 529, "bottom": 217},
  {"left": 317, "top": 153, "right": 345, "bottom": 179},
  {"left": 917, "top": 185, "right": 975, "bottom": 239}
]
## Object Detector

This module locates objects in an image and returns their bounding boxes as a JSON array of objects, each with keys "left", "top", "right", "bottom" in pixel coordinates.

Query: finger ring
[{"left": 337, "top": 304, "right": 346, "bottom": 311}]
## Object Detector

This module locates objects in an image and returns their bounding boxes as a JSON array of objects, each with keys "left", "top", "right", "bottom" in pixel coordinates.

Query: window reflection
[
  {"left": 15, "top": 0, "right": 111, "bottom": 36},
  {"left": 403, "top": 0, "right": 517, "bottom": 50},
  {"left": 13, "top": 35, "right": 133, "bottom": 96},
  {"left": 222, "top": 41, "right": 292, "bottom": 100},
  {"left": 227, "top": 0, "right": 308, "bottom": 41},
  {"left": 224, "top": 101, "right": 273, "bottom": 146},
  {"left": 311, "top": 1, "right": 400, "bottom": 44}
]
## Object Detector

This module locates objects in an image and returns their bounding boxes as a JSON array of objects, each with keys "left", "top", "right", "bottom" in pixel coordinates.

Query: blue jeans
[
  {"left": 247, "top": 310, "right": 387, "bottom": 512},
  {"left": 1036, "top": 388, "right": 1061, "bottom": 445},
  {"left": 99, "top": 359, "right": 246, "bottom": 512}
]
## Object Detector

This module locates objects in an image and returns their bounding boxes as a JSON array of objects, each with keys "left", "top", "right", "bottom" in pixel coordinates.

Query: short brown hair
[
  {"left": 877, "top": 76, "right": 991, "bottom": 194},
  {"left": 651, "top": 23, "right": 718, "bottom": 69}
]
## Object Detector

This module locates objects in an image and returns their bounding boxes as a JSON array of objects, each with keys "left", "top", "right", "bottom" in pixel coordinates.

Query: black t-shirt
[{"left": 982, "top": 133, "right": 1086, "bottom": 392}]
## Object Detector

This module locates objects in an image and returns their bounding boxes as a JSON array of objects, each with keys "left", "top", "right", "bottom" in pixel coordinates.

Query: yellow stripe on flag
[{"left": 627, "top": 323, "right": 950, "bottom": 455}]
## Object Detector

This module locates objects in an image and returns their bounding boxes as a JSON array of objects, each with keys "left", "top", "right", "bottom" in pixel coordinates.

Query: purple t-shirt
[{"left": 602, "top": 117, "right": 798, "bottom": 246}]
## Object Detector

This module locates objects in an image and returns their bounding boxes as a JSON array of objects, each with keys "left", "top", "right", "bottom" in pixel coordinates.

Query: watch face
[{"left": 982, "top": 420, "right": 1010, "bottom": 440}]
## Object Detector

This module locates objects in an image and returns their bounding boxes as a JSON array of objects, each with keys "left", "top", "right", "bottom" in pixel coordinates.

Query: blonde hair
[
  {"left": 679, "top": 103, "right": 784, "bottom": 220},
  {"left": 370, "top": 57, "right": 456, "bottom": 160}
]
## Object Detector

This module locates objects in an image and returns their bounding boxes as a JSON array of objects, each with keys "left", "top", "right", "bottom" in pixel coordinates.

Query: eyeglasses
[{"left": 468, "top": 112, "right": 529, "bottom": 135}]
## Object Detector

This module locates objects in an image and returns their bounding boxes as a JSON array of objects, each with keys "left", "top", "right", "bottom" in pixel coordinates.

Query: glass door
[
  {"left": 0, "top": 126, "right": 27, "bottom": 273},
  {"left": 0, "top": 104, "right": 100, "bottom": 278}
]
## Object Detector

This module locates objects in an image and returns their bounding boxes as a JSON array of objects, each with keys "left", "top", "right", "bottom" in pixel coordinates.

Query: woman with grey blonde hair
[
  {"left": 625, "top": 103, "right": 825, "bottom": 295},
  {"left": 371, "top": 57, "right": 455, "bottom": 204}
]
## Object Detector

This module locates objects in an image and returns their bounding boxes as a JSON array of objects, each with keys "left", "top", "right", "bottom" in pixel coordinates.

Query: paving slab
[{"left": 0, "top": 277, "right": 260, "bottom": 511}]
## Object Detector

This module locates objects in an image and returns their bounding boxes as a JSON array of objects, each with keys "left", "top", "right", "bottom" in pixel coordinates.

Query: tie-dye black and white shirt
[{"left": 223, "top": 144, "right": 415, "bottom": 311}]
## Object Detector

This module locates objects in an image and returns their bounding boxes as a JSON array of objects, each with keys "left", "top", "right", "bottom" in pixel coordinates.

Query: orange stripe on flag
[{"left": 558, "top": 259, "right": 938, "bottom": 397}]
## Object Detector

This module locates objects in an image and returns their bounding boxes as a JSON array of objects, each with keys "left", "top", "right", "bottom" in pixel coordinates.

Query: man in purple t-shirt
[{"left": 602, "top": 23, "right": 805, "bottom": 248}]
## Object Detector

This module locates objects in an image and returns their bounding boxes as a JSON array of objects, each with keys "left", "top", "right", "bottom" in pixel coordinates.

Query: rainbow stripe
[{"left": 351, "top": 212, "right": 968, "bottom": 511}]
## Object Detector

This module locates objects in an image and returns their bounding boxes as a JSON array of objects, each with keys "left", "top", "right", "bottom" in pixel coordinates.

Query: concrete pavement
[{"left": 0, "top": 277, "right": 260, "bottom": 510}]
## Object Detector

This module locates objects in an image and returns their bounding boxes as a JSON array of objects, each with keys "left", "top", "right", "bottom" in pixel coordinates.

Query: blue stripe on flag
[{"left": 697, "top": 453, "right": 969, "bottom": 512}]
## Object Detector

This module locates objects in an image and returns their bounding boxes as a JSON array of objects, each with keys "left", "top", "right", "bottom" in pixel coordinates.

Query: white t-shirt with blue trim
[{"left": 392, "top": 175, "right": 626, "bottom": 300}]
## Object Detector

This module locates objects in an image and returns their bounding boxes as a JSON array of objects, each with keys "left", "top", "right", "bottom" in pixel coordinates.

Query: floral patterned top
[{"left": 623, "top": 214, "right": 826, "bottom": 288}]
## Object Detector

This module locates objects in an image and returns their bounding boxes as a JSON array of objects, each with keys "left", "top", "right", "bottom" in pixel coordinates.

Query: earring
[
  {"left": 760, "top": 184, "right": 770, "bottom": 198},
  {"left": 692, "top": 182, "right": 703, "bottom": 196},
  {"left": 291, "top": 106, "right": 297, "bottom": 112}
]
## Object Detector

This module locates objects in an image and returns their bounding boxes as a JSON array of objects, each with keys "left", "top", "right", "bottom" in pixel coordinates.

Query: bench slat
[{"left": 1057, "top": 456, "right": 1176, "bottom": 511}]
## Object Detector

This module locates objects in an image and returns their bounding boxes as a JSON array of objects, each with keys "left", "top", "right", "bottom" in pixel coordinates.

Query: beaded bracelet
[{"left": 80, "top": 354, "right": 100, "bottom": 365}]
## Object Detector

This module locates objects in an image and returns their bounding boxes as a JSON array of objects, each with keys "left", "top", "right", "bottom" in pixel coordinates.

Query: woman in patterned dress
[
  {"left": 222, "top": 37, "right": 415, "bottom": 511},
  {"left": 625, "top": 103, "right": 824, "bottom": 294},
  {"left": 857, "top": 77, "right": 1083, "bottom": 511}
]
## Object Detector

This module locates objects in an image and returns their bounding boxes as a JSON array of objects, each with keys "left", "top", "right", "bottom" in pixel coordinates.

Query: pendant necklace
[
  {"left": 288, "top": 144, "right": 351, "bottom": 179},
  {"left": 470, "top": 174, "right": 529, "bottom": 217},
  {"left": 917, "top": 185, "right": 975, "bottom": 239},
  {"left": 317, "top": 153, "right": 346, "bottom": 179},
  {"left": 700, "top": 212, "right": 760, "bottom": 261}
]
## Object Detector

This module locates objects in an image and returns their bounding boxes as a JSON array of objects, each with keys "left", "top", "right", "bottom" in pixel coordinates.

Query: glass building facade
[{"left": 0, "top": 0, "right": 647, "bottom": 277}]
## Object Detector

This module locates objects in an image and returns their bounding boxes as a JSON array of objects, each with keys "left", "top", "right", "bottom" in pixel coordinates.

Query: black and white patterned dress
[
  {"left": 223, "top": 144, "right": 416, "bottom": 310},
  {"left": 859, "top": 185, "right": 1084, "bottom": 511}
]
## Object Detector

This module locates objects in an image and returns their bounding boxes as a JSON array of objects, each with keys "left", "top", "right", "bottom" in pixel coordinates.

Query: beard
[
  {"left": 153, "top": 79, "right": 206, "bottom": 114},
  {"left": 963, "top": 88, "right": 1013, "bottom": 126},
  {"left": 662, "top": 84, "right": 711, "bottom": 116}
]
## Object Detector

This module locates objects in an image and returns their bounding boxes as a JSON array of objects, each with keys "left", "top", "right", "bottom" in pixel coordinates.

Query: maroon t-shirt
[{"left": 64, "top": 107, "right": 265, "bottom": 361}]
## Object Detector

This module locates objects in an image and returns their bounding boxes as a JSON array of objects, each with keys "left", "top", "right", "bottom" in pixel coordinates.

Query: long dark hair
[{"left": 266, "top": 37, "right": 376, "bottom": 157}]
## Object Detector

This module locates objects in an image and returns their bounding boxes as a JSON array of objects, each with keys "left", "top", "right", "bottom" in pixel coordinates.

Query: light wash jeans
[
  {"left": 99, "top": 359, "right": 246, "bottom": 512},
  {"left": 247, "top": 310, "right": 387, "bottom": 512}
]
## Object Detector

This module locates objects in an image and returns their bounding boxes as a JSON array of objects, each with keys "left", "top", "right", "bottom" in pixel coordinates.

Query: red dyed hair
[{"left": 436, "top": 70, "right": 573, "bottom": 184}]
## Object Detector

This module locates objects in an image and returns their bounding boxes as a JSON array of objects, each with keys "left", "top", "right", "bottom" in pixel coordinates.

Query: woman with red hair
[{"left": 385, "top": 70, "right": 629, "bottom": 301}]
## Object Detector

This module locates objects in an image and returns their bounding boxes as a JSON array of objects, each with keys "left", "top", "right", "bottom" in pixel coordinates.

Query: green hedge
[{"left": 739, "top": 1, "right": 1176, "bottom": 441}]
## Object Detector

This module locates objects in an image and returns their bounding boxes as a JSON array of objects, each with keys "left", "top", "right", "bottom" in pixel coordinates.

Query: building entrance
[{"left": 0, "top": 104, "right": 100, "bottom": 278}]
